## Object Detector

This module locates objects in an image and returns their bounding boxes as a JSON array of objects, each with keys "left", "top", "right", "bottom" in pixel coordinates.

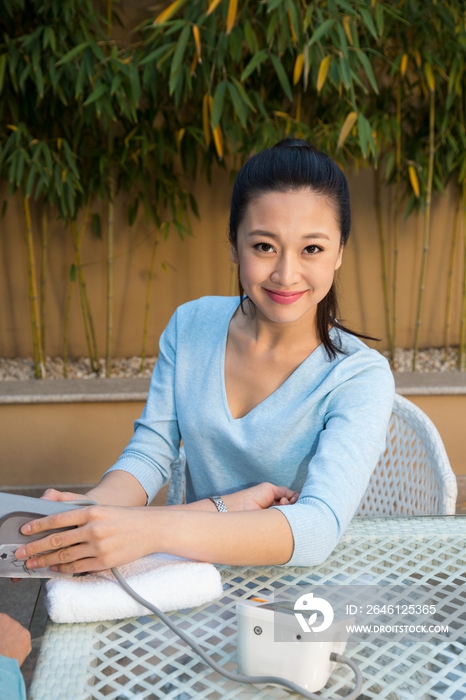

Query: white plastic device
[{"left": 236, "top": 596, "right": 352, "bottom": 693}]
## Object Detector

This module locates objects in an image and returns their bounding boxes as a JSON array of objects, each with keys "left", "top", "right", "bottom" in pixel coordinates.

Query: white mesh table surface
[{"left": 29, "top": 516, "right": 466, "bottom": 700}]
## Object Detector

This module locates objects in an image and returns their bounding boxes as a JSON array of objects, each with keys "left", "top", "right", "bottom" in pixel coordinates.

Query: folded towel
[{"left": 45, "top": 553, "right": 223, "bottom": 623}]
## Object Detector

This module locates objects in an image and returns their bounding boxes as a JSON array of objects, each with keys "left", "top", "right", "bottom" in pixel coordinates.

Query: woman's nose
[{"left": 270, "top": 254, "right": 300, "bottom": 286}]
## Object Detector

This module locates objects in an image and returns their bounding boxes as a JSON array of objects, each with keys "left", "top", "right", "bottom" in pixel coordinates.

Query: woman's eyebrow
[{"left": 247, "top": 229, "right": 330, "bottom": 240}]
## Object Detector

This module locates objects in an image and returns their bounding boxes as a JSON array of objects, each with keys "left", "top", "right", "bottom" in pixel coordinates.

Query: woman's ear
[
  {"left": 230, "top": 244, "right": 239, "bottom": 264},
  {"left": 334, "top": 245, "right": 344, "bottom": 271}
]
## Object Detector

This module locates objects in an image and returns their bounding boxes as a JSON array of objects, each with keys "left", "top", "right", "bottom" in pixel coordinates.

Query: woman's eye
[
  {"left": 304, "top": 245, "right": 322, "bottom": 254},
  {"left": 254, "top": 242, "right": 274, "bottom": 252}
]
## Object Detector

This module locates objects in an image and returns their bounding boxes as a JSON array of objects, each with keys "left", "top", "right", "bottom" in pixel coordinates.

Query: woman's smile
[{"left": 263, "top": 288, "right": 308, "bottom": 305}]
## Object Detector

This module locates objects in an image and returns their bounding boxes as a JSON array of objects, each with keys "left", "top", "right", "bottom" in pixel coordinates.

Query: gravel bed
[
  {"left": 382, "top": 347, "right": 460, "bottom": 372},
  {"left": 0, "top": 347, "right": 462, "bottom": 381},
  {"left": 0, "top": 356, "right": 157, "bottom": 381}
]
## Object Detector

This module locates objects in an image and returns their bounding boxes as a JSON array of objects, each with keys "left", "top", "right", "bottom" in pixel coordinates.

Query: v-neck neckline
[{"left": 220, "top": 297, "right": 328, "bottom": 423}]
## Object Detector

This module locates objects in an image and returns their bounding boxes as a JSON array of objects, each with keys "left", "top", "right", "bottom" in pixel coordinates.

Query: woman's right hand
[{"left": 11, "top": 488, "right": 94, "bottom": 581}]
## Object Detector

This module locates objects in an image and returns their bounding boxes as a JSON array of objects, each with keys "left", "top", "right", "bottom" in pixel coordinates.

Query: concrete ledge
[
  {"left": 393, "top": 372, "right": 466, "bottom": 395},
  {"left": 0, "top": 377, "right": 151, "bottom": 404},
  {"left": 1, "top": 372, "right": 466, "bottom": 404}
]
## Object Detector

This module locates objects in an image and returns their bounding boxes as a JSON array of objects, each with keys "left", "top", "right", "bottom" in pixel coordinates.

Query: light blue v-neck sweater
[{"left": 105, "top": 295, "right": 395, "bottom": 566}]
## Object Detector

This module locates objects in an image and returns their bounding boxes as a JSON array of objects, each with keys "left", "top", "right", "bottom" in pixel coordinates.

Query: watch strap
[{"left": 209, "top": 496, "right": 228, "bottom": 513}]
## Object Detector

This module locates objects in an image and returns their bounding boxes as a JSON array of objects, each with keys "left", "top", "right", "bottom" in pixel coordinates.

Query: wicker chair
[{"left": 166, "top": 394, "right": 457, "bottom": 516}]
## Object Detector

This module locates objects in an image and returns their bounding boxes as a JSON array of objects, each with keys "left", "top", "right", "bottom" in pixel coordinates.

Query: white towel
[{"left": 45, "top": 553, "right": 223, "bottom": 623}]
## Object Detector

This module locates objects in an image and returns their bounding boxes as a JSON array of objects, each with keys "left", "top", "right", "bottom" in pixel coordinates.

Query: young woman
[{"left": 15, "top": 139, "right": 395, "bottom": 573}]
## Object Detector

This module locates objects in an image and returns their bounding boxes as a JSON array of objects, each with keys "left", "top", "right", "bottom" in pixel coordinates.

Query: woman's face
[{"left": 231, "top": 188, "right": 344, "bottom": 327}]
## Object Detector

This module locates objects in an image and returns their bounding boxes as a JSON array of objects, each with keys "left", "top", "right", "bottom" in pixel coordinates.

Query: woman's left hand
[
  {"left": 223, "top": 482, "right": 299, "bottom": 512},
  {"left": 14, "top": 505, "right": 155, "bottom": 575}
]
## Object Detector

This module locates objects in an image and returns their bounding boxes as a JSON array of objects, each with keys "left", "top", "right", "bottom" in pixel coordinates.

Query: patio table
[{"left": 27, "top": 515, "right": 466, "bottom": 700}]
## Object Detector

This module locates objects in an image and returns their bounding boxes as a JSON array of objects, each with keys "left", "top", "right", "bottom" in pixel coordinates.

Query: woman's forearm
[
  {"left": 152, "top": 507, "right": 294, "bottom": 565},
  {"left": 86, "top": 472, "right": 229, "bottom": 512}
]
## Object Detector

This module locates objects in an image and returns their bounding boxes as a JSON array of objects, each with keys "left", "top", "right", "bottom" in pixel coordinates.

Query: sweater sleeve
[
  {"left": 272, "top": 356, "right": 395, "bottom": 567},
  {"left": 103, "top": 309, "right": 181, "bottom": 503},
  {"left": 0, "top": 656, "right": 26, "bottom": 700}
]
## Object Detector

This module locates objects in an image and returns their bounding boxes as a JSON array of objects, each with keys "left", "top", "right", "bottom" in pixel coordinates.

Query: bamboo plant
[{"left": 1, "top": 0, "right": 466, "bottom": 373}]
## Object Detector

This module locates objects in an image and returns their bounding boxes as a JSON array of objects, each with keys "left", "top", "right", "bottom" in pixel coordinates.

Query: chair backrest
[
  {"left": 167, "top": 395, "right": 457, "bottom": 516},
  {"left": 355, "top": 394, "right": 457, "bottom": 516}
]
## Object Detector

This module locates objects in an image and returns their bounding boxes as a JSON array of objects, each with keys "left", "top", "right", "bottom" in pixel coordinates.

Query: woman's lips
[{"left": 263, "top": 288, "right": 307, "bottom": 305}]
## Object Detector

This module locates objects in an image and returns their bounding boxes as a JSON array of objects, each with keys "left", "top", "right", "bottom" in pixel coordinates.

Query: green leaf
[
  {"left": 110, "top": 73, "right": 123, "bottom": 96},
  {"left": 0, "top": 55, "right": 7, "bottom": 95},
  {"left": 266, "top": 14, "right": 278, "bottom": 42},
  {"left": 228, "top": 81, "right": 247, "bottom": 127},
  {"left": 240, "top": 49, "right": 268, "bottom": 81},
  {"left": 244, "top": 21, "right": 258, "bottom": 53},
  {"left": 169, "top": 24, "right": 190, "bottom": 96},
  {"left": 357, "top": 113, "right": 374, "bottom": 158},
  {"left": 231, "top": 76, "right": 256, "bottom": 111},
  {"left": 56, "top": 41, "right": 90, "bottom": 66},
  {"left": 91, "top": 212, "right": 102, "bottom": 239},
  {"left": 25, "top": 164, "right": 37, "bottom": 197},
  {"left": 270, "top": 54, "right": 293, "bottom": 101},
  {"left": 336, "top": 23, "right": 348, "bottom": 59},
  {"left": 309, "top": 19, "right": 334, "bottom": 47},
  {"left": 303, "top": 5, "right": 314, "bottom": 30},
  {"left": 359, "top": 8, "right": 378, "bottom": 41},
  {"left": 35, "top": 66, "right": 44, "bottom": 98},
  {"left": 267, "top": 0, "right": 286, "bottom": 11},
  {"left": 128, "top": 62, "right": 141, "bottom": 105},
  {"left": 19, "top": 64, "right": 31, "bottom": 91},
  {"left": 253, "top": 90, "right": 269, "bottom": 119},
  {"left": 384, "top": 151, "right": 395, "bottom": 180},
  {"left": 69, "top": 263, "right": 76, "bottom": 282},
  {"left": 128, "top": 199, "right": 139, "bottom": 226},
  {"left": 16, "top": 151, "right": 25, "bottom": 186},
  {"left": 139, "top": 44, "right": 173, "bottom": 66},
  {"left": 356, "top": 51, "right": 379, "bottom": 94},
  {"left": 339, "top": 56, "right": 351, "bottom": 88},
  {"left": 83, "top": 83, "right": 108, "bottom": 106},
  {"left": 335, "top": 0, "right": 356, "bottom": 13},
  {"left": 211, "top": 80, "right": 227, "bottom": 129},
  {"left": 189, "top": 193, "right": 199, "bottom": 219},
  {"left": 375, "top": 4, "right": 384, "bottom": 35}
]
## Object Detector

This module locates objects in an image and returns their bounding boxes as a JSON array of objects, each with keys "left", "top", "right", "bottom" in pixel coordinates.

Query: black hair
[{"left": 228, "top": 138, "right": 379, "bottom": 360}]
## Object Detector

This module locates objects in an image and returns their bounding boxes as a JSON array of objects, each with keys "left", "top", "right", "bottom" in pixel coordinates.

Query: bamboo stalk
[
  {"left": 106, "top": 169, "right": 115, "bottom": 378},
  {"left": 74, "top": 203, "right": 99, "bottom": 372},
  {"left": 23, "top": 195, "right": 45, "bottom": 378},
  {"left": 392, "top": 81, "right": 402, "bottom": 361},
  {"left": 40, "top": 206, "right": 47, "bottom": 361},
  {"left": 444, "top": 189, "right": 461, "bottom": 360},
  {"left": 374, "top": 168, "right": 394, "bottom": 364},
  {"left": 459, "top": 181, "right": 466, "bottom": 371},
  {"left": 412, "top": 90, "right": 435, "bottom": 371},
  {"left": 71, "top": 219, "right": 95, "bottom": 369},
  {"left": 107, "top": 0, "right": 112, "bottom": 35},
  {"left": 62, "top": 264, "right": 76, "bottom": 378},
  {"left": 82, "top": 269, "right": 100, "bottom": 372},
  {"left": 140, "top": 228, "right": 159, "bottom": 372}
]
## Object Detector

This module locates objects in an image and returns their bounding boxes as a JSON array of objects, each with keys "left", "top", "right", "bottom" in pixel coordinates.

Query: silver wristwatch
[{"left": 209, "top": 496, "right": 228, "bottom": 513}]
